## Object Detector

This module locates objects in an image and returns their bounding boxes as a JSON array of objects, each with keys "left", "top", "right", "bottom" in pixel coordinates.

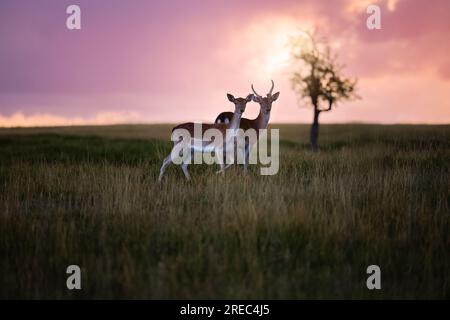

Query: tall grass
[{"left": 0, "top": 124, "right": 448, "bottom": 299}]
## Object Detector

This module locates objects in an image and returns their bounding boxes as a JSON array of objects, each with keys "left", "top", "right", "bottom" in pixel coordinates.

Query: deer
[
  {"left": 158, "top": 93, "right": 253, "bottom": 181},
  {"left": 214, "top": 80, "right": 280, "bottom": 174}
]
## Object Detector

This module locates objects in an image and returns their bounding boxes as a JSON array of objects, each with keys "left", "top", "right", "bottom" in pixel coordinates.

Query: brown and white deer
[
  {"left": 215, "top": 80, "right": 280, "bottom": 174},
  {"left": 158, "top": 93, "right": 253, "bottom": 181}
]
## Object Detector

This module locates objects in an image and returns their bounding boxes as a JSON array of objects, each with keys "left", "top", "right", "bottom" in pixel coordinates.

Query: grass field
[{"left": 0, "top": 124, "right": 449, "bottom": 299}]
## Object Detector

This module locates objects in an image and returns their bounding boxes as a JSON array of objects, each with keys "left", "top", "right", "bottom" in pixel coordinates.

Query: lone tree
[{"left": 290, "top": 32, "right": 358, "bottom": 151}]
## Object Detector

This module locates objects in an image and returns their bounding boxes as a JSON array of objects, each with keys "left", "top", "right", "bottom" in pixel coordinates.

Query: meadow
[{"left": 0, "top": 124, "right": 448, "bottom": 299}]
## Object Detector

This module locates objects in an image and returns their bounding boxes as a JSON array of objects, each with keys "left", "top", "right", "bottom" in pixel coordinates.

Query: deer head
[
  {"left": 251, "top": 80, "right": 280, "bottom": 115},
  {"left": 227, "top": 93, "right": 254, "bottom": 115}
]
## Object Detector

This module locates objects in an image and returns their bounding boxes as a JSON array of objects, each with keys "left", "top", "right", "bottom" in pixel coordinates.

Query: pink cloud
[
  {"left": 0, "top": 0, "right": 449, "bottom": 125},
  {"left": 0, "top": 110, "right": 140, "bottom": 127}
]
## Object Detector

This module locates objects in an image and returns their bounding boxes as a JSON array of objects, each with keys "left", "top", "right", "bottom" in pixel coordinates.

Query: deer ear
[
  {"left": 252, "top": 95, "right": 261, "bottom": 103},
  {"left": 246, "top": 94, "right": 254, "bottom": 102},
  {"left": 271, "top": 92, "right": 280, "bottom": 101},
  {"left": 227, "top": 94, "right": 235, "bottom": 102}
]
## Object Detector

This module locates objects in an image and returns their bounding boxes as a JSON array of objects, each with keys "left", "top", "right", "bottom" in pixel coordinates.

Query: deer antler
[
  {"left": 252, "top": 80, "right": 275, "bottom": 97},
  {"left": 251, "top": 84, "right": 262, "bottom": 97},
  {"left": 268, "top": 80, "right": 275, "bottom": 95}
]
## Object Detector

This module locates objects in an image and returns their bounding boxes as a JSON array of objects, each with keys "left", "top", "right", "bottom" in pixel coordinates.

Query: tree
[{"left": 290, "top": 32, "right": 358, "bottom": 151}]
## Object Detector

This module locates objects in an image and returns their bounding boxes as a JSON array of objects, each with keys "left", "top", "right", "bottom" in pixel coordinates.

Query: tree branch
[{"left": 318, "top": 100, "right": 333, "bottom": 113}]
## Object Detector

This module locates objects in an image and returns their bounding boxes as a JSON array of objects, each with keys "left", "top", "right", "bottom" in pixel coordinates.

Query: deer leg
[
  {"left": 181, "top": 163, "right": 190, "bottom": 180},
  {"left": 223, "top": 148, "right": 235, "bottom": 170},
  {"left": 243, "top": 142, "right": 250, "bottom": 175},
  {"left": 223, "top": 150, "right": 234, "bottom": 170},
  {"left": 216, "top": 147, "right": 227, "bottom": 174},
  {"left": 217, "top": 143, "right": 227, "bottom": 173},
  {"left": 223, "top": 139, "right": 237, "bottom": 171},
  {"left": 219, "top": 142, "right": 232, "bottom": 172},
  {"left": 216, "top": 162, "right": 226, "bottom": 175},
  {"left": 158, "top": 154, "right": 173, "bottom": 182}
]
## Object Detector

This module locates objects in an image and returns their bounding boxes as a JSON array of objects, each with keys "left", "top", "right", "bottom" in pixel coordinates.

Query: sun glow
[
  {"left": 243, "top": 17, "right": 311, "bottom": 80},
  {"left": 261, "top": 32, "right": 292, "bottom": 75}
]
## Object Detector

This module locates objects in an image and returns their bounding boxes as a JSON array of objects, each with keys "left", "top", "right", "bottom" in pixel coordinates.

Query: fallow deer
[
  {"left": 158, "top": 93, "right": 253, "bottom": 181},
  {"left": 215, "top": 80, "right": 280, "bottom": 174}
]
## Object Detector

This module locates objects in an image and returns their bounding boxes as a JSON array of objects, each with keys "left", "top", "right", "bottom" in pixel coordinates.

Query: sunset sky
[{"left": 0, "top": 0, "right": 449, "bottom": 127}]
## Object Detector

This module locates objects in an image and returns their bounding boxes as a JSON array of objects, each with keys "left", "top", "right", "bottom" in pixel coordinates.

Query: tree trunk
[{"left": 310, "top": 108, "right": 320, "bottom": 152}]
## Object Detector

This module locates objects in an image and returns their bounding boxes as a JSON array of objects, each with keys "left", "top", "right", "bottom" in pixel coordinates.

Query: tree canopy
[{"left": 290, "top": 31, "right": 358, "bottom": 114}]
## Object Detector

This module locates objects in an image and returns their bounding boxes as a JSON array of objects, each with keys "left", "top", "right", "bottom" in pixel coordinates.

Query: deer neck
[
  {"left": 228, "top": 110, "right": 243, "bottom": 131},
  {"left": 255, "top": 109, "right": 271, "bottom": 129}
]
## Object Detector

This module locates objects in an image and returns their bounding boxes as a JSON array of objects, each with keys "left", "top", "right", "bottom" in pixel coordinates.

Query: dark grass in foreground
[{"left": 0, "top": 124, "right": 449, "bottom": 299}]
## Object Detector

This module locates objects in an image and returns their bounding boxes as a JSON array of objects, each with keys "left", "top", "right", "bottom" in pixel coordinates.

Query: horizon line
[{"left": 1, "top": 122, "right": 450, "bottom": 130}]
